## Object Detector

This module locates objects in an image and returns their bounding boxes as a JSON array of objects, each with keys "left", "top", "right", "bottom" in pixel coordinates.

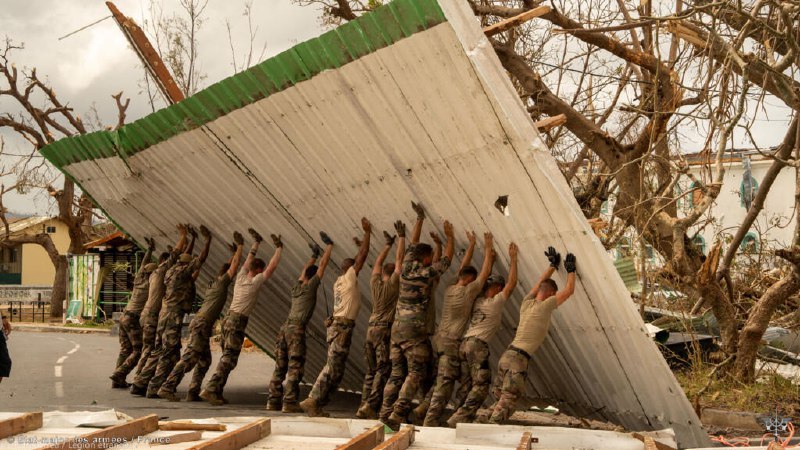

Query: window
[
  {"left": 674, "top": 183, "right": 682, "bottom": 209},
  {"left": 740, "top": 232, "right": 759, "bottom": 253},
  {"left": 740, "top": 176, "right": 759, "bottom": 208},
  {"left": 692, "top": 235, "right": 706, "bottom": 254},
  {"left": 45, "top": 226, "right": 56, "bottom": 234},
  {"left": 9, "top": 247, "right": 18, "bottom": 263}
]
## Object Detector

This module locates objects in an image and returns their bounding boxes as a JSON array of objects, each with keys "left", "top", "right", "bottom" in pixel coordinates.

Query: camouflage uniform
[
  {"left": 136, "top": 258, "right": 172, "bottom": 376},
  {"left": 359, "top": 272, "right": 399, "bottom": 413},
  {"left": 111, "top": 248, "right": 153, "bottom": 382},
  {"left": 160, "top": 273, "right": 232, "bottom": 396},
  {"left": 268, "top": 275, "right": 320, "bottom": 407},
  {"left": 383, "top": 244, "right": 450, "bottom": 427},
  {"left": 488, "top": 347, "right": 529, "bottom": 423},
  {"left": 308, "top": 317, "right": 355, "bottom": 406},
  {"left": 203, "top": 311, "right": 249, "bottom": 395},
  {"left": 447, "top": 336, "right": 492, "bottom": 423},
  {"left": 422, "top": 337, "right": 462, "bottom": 426}
]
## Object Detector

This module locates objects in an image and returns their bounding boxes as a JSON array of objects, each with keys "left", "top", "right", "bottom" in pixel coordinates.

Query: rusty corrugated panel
[{"left": 39, "top": 0, "right": 707, "bottom": 446}]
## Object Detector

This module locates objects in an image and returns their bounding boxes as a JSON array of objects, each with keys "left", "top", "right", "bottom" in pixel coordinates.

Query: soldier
[
  {"left": 135, "top": 225, "right": 212, "bottom": 397},
  {"left": 267, "top": 234, "right": 333, "bottom": 413},
  {"left": 355, "top": 221, "right": 406, "bottom": 420},
  {"left": 447, "top": 242, "right": 519, "bottom": 426},
  {"left": 135, "top": 226, "right": 190, "bottom": 377},
  {"left": 382, "top": 203, "right": 455, "bottom": 431},
  {"left": 201, "top": 229, "right": 283, "bottom": 405},
  {"left": 110, "top": 237, "right": 156, "bottom": 388},
  {"left": 0, "top": 313, "right": 10, "bottom": 383},
  {"left": 300, "top": 218, "right": 371, "bottom": 417},
  {"left": 487, "top": 250, "right": 576, "bottom": 424},
  {"left": 157, "top": 232, "right": 245, "bottom": 401},
  {"left": 423, "top": 231, "right": 495, "bottom": 427}
]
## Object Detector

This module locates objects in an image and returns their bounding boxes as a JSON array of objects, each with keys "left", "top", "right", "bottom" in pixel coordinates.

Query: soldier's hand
[
  {"left": 383, "top": 230, "right": 396, "bottom": 246},
  {"left": 199, "top": 225, "right": 211, "bottom": 238},
  {"left": 394, "top": 220, "right": 406, "bottom": 238},
  {"left": 509, "top": 242, "right": 518, "bottom": 258},
  {"left": 177, "top": 223, "right": 186, "bottom": 233},
  {"left": 353, "top": 237, "right": 363, "bottom": 247},
  {"left": 233, "top": 231, "right": 244, "bottom": 246},
  {"left": 309, "top": 242, "right": 323, "bottom": 259},
  {"left": 271, "top": 234, "right": 283, "bottom": 248},
  {"left": 443, "top": 220, "right": 454, "bottom": 238},
  {"left": 187, "top": 225, "right": 197, "bottom": 238},
  {"left": 320, "top": 231, "right": 334, "bottom": 246},
  {"left": 411, "top": 201, "right": 425, "bottom": 220},
  {"left": 430, "top": 231, "right": 442, "bottom": 245},
  {"left": 227, "top": 242, "right": 237, "bottom": 253},
  {"left": 466, "top": 230, "right": 476, "bottom": 245},
  {"left": 564, "top": 253, "right": 577, "bottom": 273},
  {"left": 484, "top": 232, "right": 493, "bottom": 247},
  {"left": 361, "top": 217, "right": 371, "bottom": 233},
  {"left": 545, "top": 246, "right": 561, "bottom": 269},
  {"left": 145, "top": 237, "right": 156, "bottom": 251},
  {"left": 248, "top": 228, "right": 263, "bottom": 243}
]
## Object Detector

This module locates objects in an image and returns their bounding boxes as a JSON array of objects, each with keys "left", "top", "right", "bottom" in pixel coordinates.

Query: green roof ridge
[{"left": 39, "top": 0, "right": 446, "bottom": 168}]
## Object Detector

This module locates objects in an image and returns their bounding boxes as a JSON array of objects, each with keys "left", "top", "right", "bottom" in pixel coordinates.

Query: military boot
[{"left": 299, "top": 397, "right": 329, "bottom": 418}]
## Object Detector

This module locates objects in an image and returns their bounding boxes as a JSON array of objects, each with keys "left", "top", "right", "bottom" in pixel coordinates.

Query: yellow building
[{"left": 0, "top": 216, "right": 71, "bottom": 286}]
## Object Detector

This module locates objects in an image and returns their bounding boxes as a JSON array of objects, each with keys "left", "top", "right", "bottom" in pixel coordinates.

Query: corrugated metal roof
[
  {"left": 38, "top": 0, "right": 708, "bottom": 447},
  {"left": 3, "top": 216, "right": 53, "bottom": 236}
]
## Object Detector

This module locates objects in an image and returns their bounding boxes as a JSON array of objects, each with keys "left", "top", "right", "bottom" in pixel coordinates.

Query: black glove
[
  {"left": 309, "top": 242, "right": 323, "bottom": 259},
  {"left": 199, "top": 224, "right": 211, "bottom": 238},
  {"left": 383, "top": 230, "right": 396, "bottom": 246},
  {"left": 145, "top": 237, "right": 156, "bottom": 251},
  {"left": 564, "top": 253, "right": 577, "bottom": 273},
  {"left": 248, "top": 228, "right": 263, "bottom": 243},
  {"left": 394, "top": 220, "right": 406, "bottom": 238},
  {"left": 233, "top": 231, "right": 244, "bottom": 246},
  {"left": 187, "top": 225, "right": 197, "bottom": 238},
  {"left": 271, "top": 234, "right": 283, "bottom": 248},
  {"left": 411, "top": 201, "right": 425, "bottom": 220},
  {"left": 545, "top": 246, "right": 561, "bottom": 269},
  {"left": 320, "top": 231, "right": 334, "bottom": 246}
]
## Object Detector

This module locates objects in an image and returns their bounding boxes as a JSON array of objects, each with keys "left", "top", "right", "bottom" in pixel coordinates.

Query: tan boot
[
  {"left": 156, "top": 388, "right": 180, "bottom": 402},
  {"left": 281, "top": 403, "right": 303, "bottom": 413},
  {"left": 356, "top": 403, "right": 377, "bottom": 420},
  {"left": 299, "top": 397, "right": 329, "bottom": 417},
  {"left": 199, "top": 389, "right": 225, "bottom": 406}
]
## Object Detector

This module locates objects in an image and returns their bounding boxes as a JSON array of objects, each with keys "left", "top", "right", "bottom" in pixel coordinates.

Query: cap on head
[
  {"left": 179, "top": 253, "right": 192, "bottom": 263},
  {"left": 486, "top": 274, "right": 505, "bottom": 287},
  {"left": 144, "top": 263, "right": 158, "bottom": 273}
]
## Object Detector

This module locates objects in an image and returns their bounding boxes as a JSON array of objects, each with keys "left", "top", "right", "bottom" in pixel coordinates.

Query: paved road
[{"left": 0, "top": 330, "right": 359, "bottom": 420}]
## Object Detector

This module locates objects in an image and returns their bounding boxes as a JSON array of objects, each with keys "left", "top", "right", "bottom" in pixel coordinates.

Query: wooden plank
[
  {"left": 516, "top": 431, "right": 532, "bottom": 450},
  {"left": 374, "top": 425, "right": 415, "bottom": 450},
  {"left": 159, "top": 422, "right": 227, "bottom": 432},
  {"left": 37, "top": 414, "right": 159, "bottom": 450},
  {"left": 534, "top": 114, "right": 567, "bottom": 132},
  {"left": 0, "top": 412, "right": 43, "bottom": 439},
  {"left": 632, "top": 432, "right": 678, "bottom": 450},
  {"left": 186, "top": 418, "right": 270, "bottom": 450},
  {"left": 335, "top": 424, "right": 384, "bottom": 450},
  {"left": 149, "top": 430, "right": 203, "bottom": 446},
  {"left": 483, "top": 6, "right": 551, "bottom": 37}
]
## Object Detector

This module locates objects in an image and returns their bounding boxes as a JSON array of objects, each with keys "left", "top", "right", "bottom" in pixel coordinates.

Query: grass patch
[{"left": 63, "top": 320, "right": 114, "bottom": 329}]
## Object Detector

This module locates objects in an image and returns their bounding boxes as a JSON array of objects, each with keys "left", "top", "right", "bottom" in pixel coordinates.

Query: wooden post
[
  {"left": 335, "top": 424, "right": 384, "bottom": 450},
  {"left": 483, "top": 6, "right": 551, "bottom": 37},
  {"left": 534, "top": 114, "right": 567, "bottom": 132},
  {"left": 106, "top": 1, "right": 185, "bottom": 104},
  {"left": 632, "top": 432, "right": 678, "bottom": 450},
  {"left": 0, "top": 412, "right": 43, "bottom": 439},
  {"left": 159, "top": 422, "right": 227, "bottom": 432},
  {"left": 517, "top": 431, "right": 533, "bottom": 450},
  {"left": 374, "top": 425, "right": 415, "bottom": 450},
  {"left": 36, "top": 414, "right": 159, "bottom": 450},
  {"left": 150, "top": 431, "right": 203, "bottom": 446},
  {"left": 185, "top": 418, "right": 270, "bottom": 450}
]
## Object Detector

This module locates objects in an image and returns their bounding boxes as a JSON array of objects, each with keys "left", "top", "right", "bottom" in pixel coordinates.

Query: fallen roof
[{"left": 39, "top": 0, "right": 708, "bottom": 447}]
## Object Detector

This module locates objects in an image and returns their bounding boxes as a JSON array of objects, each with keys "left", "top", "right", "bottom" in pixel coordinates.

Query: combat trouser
[
  {"left": 386, "top": 336, "right": 432, "bottom": 426},
  {"left": 0, "top": 330, "right": 10, "bottom": 378},
  {"left": 136, "top": 311, "right": 159, "bottom": 376},
  {"left": 488, "top": 346, "right": 530, "bottom": 424},
  {"left": 423, "top": 336, "right": 462, "bottom": 426},
  {"left": 146, "top": 310, "right": 184, "bottom": 395},
  {"left": 133, "top": 312, "right": 170, "bottom": 389},
  {"left": 112, "top": 311, "right": 143, "bottom": 381},
  {"left": 360, "top": 321, "right": 391, "bottom": 413},
  {"left": 268, "top": 320, "right": 307, "bottom": 407},
  {"left": 448, "top": 336, "right": 492, "bottom": 424},
  {"left": 160, "top": 315, "right": 213, "bottom": 396},
  {"left": 308, "top": 317, "right": 355, "bottom": 406},
  {"left": 204, "top": 312, "right": 249, "bottom": 395}
]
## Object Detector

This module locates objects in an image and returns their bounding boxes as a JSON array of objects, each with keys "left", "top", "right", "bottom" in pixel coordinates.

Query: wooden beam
[
  {"left": 159, "top": 422, "right": 227, "bottom": 432},
  {"left": 185, "top": 418, "right": 270, "bottom": 450},
  {"left": 0, "top": 412, "right": 43, "bottom": 439},
  {"left": 36, "top": 414, "right": 159, "bottom": 450},
  {"left": 335, "top": 424, "right": 384, "bottom": 450},
  {"left": 632, "top": 433, "right": 678, "bottom": 450},
  {"left": 374, "top": 425, "right": 415, "bottom": 450},
  {"left": 534, "top": 114, "right": 567, "bottom": 132},
  {"left": 517, "top": 431, "right": 532, "bottom": 450},
  {"left": 483, "top": 6, "right": 552, "bottom": 37},
  {"left": 150, "top": 430, "right": 203, "bottom": 446}
]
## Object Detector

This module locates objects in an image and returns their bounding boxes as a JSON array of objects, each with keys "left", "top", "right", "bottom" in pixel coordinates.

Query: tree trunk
[{"left": 50, "top": 256, "right": 68, "bottom": 319}]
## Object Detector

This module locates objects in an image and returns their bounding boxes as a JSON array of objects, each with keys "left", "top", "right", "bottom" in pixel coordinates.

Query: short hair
[
  {"left": 218, "top": 263, "right": 231, "bottom": 276},
  {"left": 382, "top": 263, "right": 395, "bottom": 276},
  {"left": 158, "top": 252, "right": 170, "bottom": 263},
  {"left": 413, "top": 243, "right": 433, "bottom": 262},
  {"left": 541, "top": 278, "right": 558, "bottom": 294},
  {"left": 251, "top": 258, "right": 267, "bottom": 272},
  {"left": 459, "top": 265, "right": 478, "bottom": 280},
  {"left": 305, "top": 265, "right": 318, "bottom": 279},
  {"left": 341, "top": 258, "right": 355, "bottom": 271}
]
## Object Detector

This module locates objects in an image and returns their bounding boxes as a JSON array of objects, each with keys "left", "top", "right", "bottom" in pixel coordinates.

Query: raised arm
[
  {"left": 459, "top": 231, "right": 477, "bottom": 272},
  {"left": 353, "top": 217, "right": 371, "bottom": 274},
  {"left": 502, "top": 242, "right": 519, "bottom": 298},
  {"left": 198, "top": 225, "right": 212, "bottom": 265},
  {"left": 529, "top": 246, "right": 560, "bottom": 297},
  {"left": 411, "top": 201, "right": 425, "bottom": 244},
  {"left": 138, "top": 238, "right": 155, "bottom": 275},
  {"left": 556, "top": 253, "right": 577, "bottom": 305},
  {"left": 394, "top": 221, "right": 406, "bottom": 275},
  {"left": 185, "top": 225, "right": 197, "bottom": 254},
  {"left": 262, "top": 234, "right": 284, "bottom": 279},
  {"left": 477, "top": 232, "right": 494, "bottom": 284},
  {"left": 373, "top": 230, "right": 396, "bottom": 276},
  {"left": 174, "top": 224, "right": 188, "bottom": 253},
  {"left": 242, "top": 228, "right": 263, "bottom": 272},
  {"left": 227, "top": 231, "right": 245, "bottom": 279},
  {"left": 318, "top": 231, "right": 335, "bottom": 279},
  {"left": 430, "top": 231, "right": 442, "bottom": 262},
  {"left": 442, "top": 220, "right": 455, "bottom": 263}
]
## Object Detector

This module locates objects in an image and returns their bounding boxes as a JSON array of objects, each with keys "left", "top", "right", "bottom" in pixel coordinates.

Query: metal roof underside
[{"left": 39, "top": 0, "right": 707, "bottom": 447}]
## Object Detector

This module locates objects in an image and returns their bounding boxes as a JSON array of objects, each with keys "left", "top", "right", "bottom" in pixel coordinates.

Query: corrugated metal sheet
[{"left": 39, "top": 0, "right": 708, "bottom": 447}]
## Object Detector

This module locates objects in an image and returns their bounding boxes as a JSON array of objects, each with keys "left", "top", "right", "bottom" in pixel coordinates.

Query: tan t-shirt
[
  {"left": 228, "top": 267, "right": 268, "bottom": 316},
  {"left": 333, "top": 266, "right": 360, "bottom": 320},
  {"left": 370, "top": 272, "right": 399, "bottom": 324},
  {"left": 464, "top": 292, "right": 508, "bottom": 343},
  {"left": 510, "top": 295, "right": 558, "bottom": 355},
  {"left": 437, "top": 280, "right": 483, "bottom": 340}
]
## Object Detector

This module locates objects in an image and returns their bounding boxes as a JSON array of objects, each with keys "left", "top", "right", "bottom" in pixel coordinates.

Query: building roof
[
  {"left": 1, "top": 216, "right": 53, "bottom": 237},
  {"left": 37, "top": 1, "right": 707, "bottom": 446},
  {"left": 84, "top": 231, "right": 132, "bottom": 249}
]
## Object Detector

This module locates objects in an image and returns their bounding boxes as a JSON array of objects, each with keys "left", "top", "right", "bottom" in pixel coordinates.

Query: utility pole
[{"left": 106, "top": 1, "right": 185, "bottom": 104}]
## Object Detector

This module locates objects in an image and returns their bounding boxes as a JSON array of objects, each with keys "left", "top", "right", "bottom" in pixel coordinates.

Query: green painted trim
[{"left": 39, "top": 0, "right": 446, "bottom": 168}]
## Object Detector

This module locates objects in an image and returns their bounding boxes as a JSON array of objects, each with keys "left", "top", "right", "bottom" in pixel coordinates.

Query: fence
[{"left": 0, "top": 286, "right": 53, "bottom": 322}]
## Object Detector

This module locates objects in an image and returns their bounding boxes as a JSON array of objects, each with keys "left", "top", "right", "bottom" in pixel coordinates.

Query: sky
[{"left": 0, "top": 0, "right": 325, "bottom": 215}]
